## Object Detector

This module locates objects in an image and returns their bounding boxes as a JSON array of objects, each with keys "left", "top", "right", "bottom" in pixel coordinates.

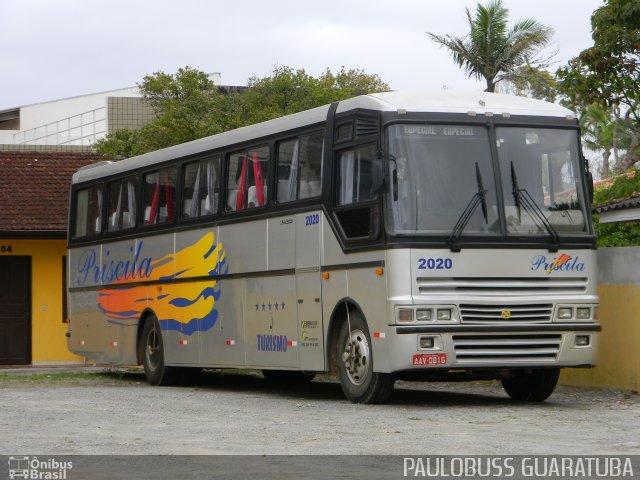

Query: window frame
[
  {"left": 141, "top": 166, "right": 178, "bottom": 229},
  {"left": 104, "top": 175, "right": 140, "bottom": 235},
  {"left": 180, "top": 155, "right": 222, "bottom": 221},
  {"left": 275, "top": 130, "right": 324, "bottom": 205},
  {"left": 224, "top": 144, "right": 270, "bottom": 213}
]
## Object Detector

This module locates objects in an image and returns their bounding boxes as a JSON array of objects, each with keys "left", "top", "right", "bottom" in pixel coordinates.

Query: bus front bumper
[{"left": 379, "top": 323, "right": 600, "bottom": 373}]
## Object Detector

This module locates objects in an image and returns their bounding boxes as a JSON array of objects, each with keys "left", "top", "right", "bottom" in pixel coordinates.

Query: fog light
[
  {"left": 436, "top": 309, "right": 451, "bottom": 321},
  {"left": 576, "top": 307, "right": 591, "bottom": 320},
  {"left": 557, "top": 307, "right": 573, "bottom": 320},
  {"left": 398, "top": 308, "right": 414, "bottom": 322},
  {"left": 416, "top": 309, "right": 432, "bottom": 321},
  {"left": 575, "top": 335, "right": 590, "bottom": 347},
  {"left": 419, "top": 336, "right": 435, "bottom": 349}
]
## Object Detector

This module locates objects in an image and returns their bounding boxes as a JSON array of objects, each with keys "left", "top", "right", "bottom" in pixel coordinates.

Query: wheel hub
[{"left": 342, "top": 329, "right": 370, "bottom": 385}]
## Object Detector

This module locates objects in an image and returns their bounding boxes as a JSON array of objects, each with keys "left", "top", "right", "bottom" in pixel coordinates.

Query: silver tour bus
[{"left": 67, "top": 91, "right": 599, "bottom": 403}]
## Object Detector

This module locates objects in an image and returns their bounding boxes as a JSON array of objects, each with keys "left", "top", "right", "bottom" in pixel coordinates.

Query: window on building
[
  {"left": 276, "top": 132, "right": 323, "bottom": 203},
  {"left": 107, "top": 176, "right": 138, "bottom": 232},
  {"left": 226, "top": 145, "right": 269, "bottom": 211},
  {"left": 143, "top": 168, "right": 177, "bottom": 226},
  {"left": 182, "top": 156, "right": 221, "bottom": 218}
]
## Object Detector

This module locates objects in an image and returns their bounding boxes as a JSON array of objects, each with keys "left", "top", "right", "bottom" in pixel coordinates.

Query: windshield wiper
[
  {"left": 509, "top": 161, "right": 560, "bottom": 252},
  {"left": 448, "top": 162, "right": 488, "bottom": 252}
]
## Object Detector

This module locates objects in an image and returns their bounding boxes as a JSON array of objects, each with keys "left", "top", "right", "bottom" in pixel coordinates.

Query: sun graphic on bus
[{"left": 97, "top": 232, "right": 227, "bottom": 335}]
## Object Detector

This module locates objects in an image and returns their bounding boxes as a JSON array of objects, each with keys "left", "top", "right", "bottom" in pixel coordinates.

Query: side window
[
  {"left": 182, "top": 156, "right": 220, "bottom": 218},
  {"left": 276, "top": 132, "right": 323, "bottom": 203},
  {"left": 337, "top": 143, "right": 378, "bottom": 205},
  {"left": 73, "top": 185, "right": 102, "bottom": 238},
  {"left": 107, "top": 176, "right": 138, "bottom": 232},
  {"left": 226, "top": 145, "right": 269, "bottom": 211},
  {"left": 143, "top": 167, "right": 177, "bottom": 226}
]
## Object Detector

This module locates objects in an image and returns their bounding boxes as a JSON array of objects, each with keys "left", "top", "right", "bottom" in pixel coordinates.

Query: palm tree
[
  {"left": 427, "top": 0, "right": 553, "bottom": 92},
  {"left": 580, "top": 104, "right": 632, "bottom": 178}
]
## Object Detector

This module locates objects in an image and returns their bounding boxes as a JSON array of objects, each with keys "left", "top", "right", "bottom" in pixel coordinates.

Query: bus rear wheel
[
  {"left": 501, "top": 368, "right": 560, "bottom": 402},
  {"left": 141, "top": 315, "right": 177, "bottom": 386},
  {"left": 336, "top": 311, "right": 394, "bottom": 404}
]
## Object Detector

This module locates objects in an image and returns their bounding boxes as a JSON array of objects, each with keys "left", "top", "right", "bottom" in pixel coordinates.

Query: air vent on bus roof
[{"left": 356, "top": 117, "right": 378, "bottom": 138}]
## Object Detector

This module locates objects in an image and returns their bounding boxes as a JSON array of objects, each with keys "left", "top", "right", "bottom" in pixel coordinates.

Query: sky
[{"left": 0, "top": 0, "right": 603, "bottom": 111}]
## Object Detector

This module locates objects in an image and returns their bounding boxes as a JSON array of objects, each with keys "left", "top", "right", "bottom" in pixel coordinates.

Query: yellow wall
[
  {"left": 561, "top": 283, "right": 640, "bottom": 392},
  {"left": 0, "top": 238, "right": 83, "bottom": 364}
]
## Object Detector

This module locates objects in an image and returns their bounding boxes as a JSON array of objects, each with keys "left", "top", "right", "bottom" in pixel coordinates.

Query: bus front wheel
[
  {"left": 501, "top": 368, "right": 560, "bottom": 402},
  {"left": 141, "top": 315, "right": 177, "bottom": 386},
  {"left": 336, "top": 311, "right": 395, "bottom": 404}
]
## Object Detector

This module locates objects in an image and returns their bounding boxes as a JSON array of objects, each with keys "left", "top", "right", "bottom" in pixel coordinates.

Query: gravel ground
[{"left": 1, "top": 369, "right": 639, "bottom": 455}]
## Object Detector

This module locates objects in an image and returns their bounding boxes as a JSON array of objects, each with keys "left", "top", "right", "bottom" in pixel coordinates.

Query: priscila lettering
[
  {"left": 77, "top": 243, "right": 153, "bottom": 285},
  {"left": 531, "top": 253, "right": 585, "bottom": 274}
]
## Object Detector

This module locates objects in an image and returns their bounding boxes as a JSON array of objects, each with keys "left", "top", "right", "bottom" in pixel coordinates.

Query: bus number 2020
[{"left": 417, "top": 258, "right": 452, "bottom": 270}]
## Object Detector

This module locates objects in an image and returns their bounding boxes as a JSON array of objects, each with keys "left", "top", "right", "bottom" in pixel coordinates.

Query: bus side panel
[
  {"left": 161, "top": 230, "right": 208, "bottom": 366},
  {"left": 245, "top": 216, "right": 298, "bottom": 368},
  {"left": 198, "top": 276, "right": 245, "bottom": 367},
  {"left": 68, "top": 289, "right": 108, "bottom": 363},
  {"left": 68, "top": 244, "right": 107, "bottom": 361},
  {"left": 346, "top": 267, "right": 391, "bottom": 373},
  {"left": 320, "top": 215, "right": 387, "bottom": 371},
  {"left": 245, "top": 276, "right": 299, "bottom": 368},
  {"left": 296, "top": 211, "right": 324, "bottom": 371}
]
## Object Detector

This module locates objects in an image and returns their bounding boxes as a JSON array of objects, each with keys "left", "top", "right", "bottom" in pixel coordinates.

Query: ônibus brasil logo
[
  {"left": 531, "top": 253, "right": 585, "bottom": 274},
  {"left": 8, "top": 456, "right": 73, "bottom": 479}
]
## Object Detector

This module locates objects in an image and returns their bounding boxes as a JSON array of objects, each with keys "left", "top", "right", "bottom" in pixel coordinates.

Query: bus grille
[
  {"left": 417, "top": 277, "right": 587, "bottom": 295},
  {"left": 452, "top": 334, "right": 562, "bottom": 363},
  {"left": 460, "top": 304, "right": 553, "bottom": 323}
]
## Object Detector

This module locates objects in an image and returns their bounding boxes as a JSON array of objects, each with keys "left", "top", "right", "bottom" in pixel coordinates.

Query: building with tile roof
[
  {"left": 0, "top": 150, "right": 100, "bottom": 364},
  {"left": 593, "top": 192, "right": 640, "bottom": 224}
]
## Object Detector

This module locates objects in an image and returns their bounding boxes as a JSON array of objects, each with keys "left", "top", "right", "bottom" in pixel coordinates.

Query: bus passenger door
[
  {"left": 245, "top": 217, "right": 299, "bottom": 368},
  {"left": 295, "top": 210, "right": 324, "bottom": 371}
]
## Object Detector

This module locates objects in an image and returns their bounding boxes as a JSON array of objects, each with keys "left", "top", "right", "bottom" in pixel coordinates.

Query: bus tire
[
  {"left": 262, "top": 370, "right": 316, "bottom": 384},
  {"left": 336, "top": 311, "right": 395, "bottom": 404},
  {"left": 501, "top": 368, "right": 560, "bottom": 402},
  {"left": 141, "top": 315, "right": 178, "bottom": 386}
]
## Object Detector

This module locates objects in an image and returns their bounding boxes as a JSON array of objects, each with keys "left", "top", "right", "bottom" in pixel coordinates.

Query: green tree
[
  {"left": 426, "top": 0, "right": 553, "bottom": 92},
  {"left": 94, "top": 67, "right": 225, "bottom": 158},
  {"left": 580, "top": 104, "right": 632, "bottom": 178},
  {"left": 94, "top": 66, "right": 389, "bottom": 159},
  {"left": 556, "top": 0, "right": 640, "bottom": 170},
  {"left": 500, "top": 65, "right": 558, "bottom": 102},
  {"left": 239, "top": 66, "right": 389, "bottom": 125}
]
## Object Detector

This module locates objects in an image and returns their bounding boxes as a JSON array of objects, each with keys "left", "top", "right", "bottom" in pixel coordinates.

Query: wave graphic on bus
[{"left": 97, "top": 232, "right": 227, "bottom": 335}]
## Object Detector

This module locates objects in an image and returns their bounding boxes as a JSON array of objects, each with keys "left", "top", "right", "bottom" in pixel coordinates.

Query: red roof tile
[{"left": 0, "top": 151, "right": 100, "bottom": 232}]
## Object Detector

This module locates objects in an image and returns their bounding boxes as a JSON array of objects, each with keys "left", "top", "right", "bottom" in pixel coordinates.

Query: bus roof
[{"left": 73, "top": 91, "right": 574, "bottom": 184}]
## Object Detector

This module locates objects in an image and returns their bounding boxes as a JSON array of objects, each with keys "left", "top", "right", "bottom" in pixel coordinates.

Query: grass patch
[{"left": 0, "top": 369, "right": 143, "bottom": 388}]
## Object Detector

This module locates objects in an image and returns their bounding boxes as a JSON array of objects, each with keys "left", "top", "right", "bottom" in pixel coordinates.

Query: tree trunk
[
  {"left": 485, "top": 77, "right": 496, "bottom": 92},
  {"left": 601, "top": 149, "right": 611, "bottom": 178}
]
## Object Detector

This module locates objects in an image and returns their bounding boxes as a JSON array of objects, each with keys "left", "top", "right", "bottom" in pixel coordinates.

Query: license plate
[{"left": 412, "top": 353, "right": 447, "bottom": 366}]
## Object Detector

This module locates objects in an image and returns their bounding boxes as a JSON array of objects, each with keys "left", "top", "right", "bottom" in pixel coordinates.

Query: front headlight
[
  {"left": 576, "top": 307, "right": 591, "bottom": 320},
  {"left": 557, "top": 307, "right": 573, "bottom": 320}
]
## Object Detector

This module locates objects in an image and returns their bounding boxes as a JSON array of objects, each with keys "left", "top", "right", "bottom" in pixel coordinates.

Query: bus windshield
[{"left": 386, "top": 123, "right": 589, "bottom": 239}]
